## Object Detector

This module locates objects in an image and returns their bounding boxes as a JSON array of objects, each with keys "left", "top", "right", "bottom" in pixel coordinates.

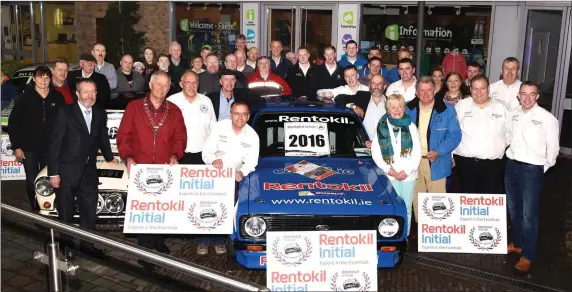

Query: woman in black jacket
[{"left": 8, "top": 66, "right": 65, "bottom": 211}]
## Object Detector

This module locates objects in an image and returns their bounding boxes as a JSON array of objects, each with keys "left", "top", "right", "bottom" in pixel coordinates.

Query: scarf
[
  {"left": 444, "top": 91, "right": 462, "bottom": 106},
  {"left": 376, "top": 113, "right": 413, "bottom": 165}
]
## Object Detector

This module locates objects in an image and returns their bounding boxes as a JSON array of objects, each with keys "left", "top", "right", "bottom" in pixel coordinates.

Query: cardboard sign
[
  {"left": 123, "top": 164, "right": 235, "bottom": 234},
  {"left": 418, "top": 193, "right": 507, "bottom": 254},
  {"left": 284, "top": 122, "right": 330, "bottom": 156},
  {"left": 267, "top": 230, "right": 378, "bottom": 291},
  {"left": 1, "top": 135, "right": 26, "bottom": 180}
]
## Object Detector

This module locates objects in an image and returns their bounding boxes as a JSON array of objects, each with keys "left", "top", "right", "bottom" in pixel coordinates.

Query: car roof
[
  {"left": 259, "top": 97, "right": 355, "bottom": 115},
  {"left": 11, "top": 63, "right": 81, "bottom": 75}
]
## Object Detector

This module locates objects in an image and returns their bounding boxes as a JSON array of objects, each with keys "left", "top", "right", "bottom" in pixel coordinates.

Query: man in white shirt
[
  {"left": 504, "top": 81, "right": 559, "bottom": 273},
  {"left": 335, "top": 75, "right": 387, "bottom": 142},
  {"left": 202, "top": 101, "right": 260, "bottom": 255},
  {"left": 317, "top": 65, "right": 369, "bottom": 102},
  {"left": 92, "top": 43, "right": 117, "bottom": 90},
  {"left": 454, "top": 75, "right": 511, "bottom": 194},
  {"left": 167, "top": 70, "right": 216, "bottom": 165},
  {"left": 489, "top": 57, "right": 522, "bottom": 109},
  {"left": 246, "top": 47, "right": 259, "bottom": 70},
  {"left": 386, "top": 58, "right": 417, "bottom": 102}
]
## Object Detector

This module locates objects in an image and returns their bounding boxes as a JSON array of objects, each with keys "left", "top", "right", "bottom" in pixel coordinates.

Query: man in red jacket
[
  {"left": 117, "top": 71, "right": 187, "bottom": 271},
  {"left": 246, "top": 56, "right": 292, "bottom": 96}
]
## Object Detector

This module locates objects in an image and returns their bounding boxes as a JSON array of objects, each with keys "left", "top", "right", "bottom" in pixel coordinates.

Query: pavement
[{"left": 1, "top": 156, "right": 571, "bottom": 291}]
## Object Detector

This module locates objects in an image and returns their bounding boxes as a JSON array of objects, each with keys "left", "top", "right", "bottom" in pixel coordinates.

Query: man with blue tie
[{"left": 49, "top": 78, "right": 116, "bottom": 260}]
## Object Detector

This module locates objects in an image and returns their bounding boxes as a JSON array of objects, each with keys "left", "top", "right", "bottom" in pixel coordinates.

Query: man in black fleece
[
  {"left": 168, "top": 41, "right": 191, "bottom": 94},
  {"left": 198, "top": 53, "right": 221, "bottom": 95},
  {"left": 67, "top": 53, "right": 110, "bottom": 108}
]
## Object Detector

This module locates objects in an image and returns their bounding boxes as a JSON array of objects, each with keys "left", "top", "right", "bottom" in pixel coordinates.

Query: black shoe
[
  {"left": 138, "top": 259, "right": 157, "bottom": 272},
  {"left": 80, "top": 247, "right": 105, "bottom": 260}
]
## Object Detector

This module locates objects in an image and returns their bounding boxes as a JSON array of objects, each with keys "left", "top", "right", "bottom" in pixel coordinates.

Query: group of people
[{"left": 6, "top": 35, "right": 560, "bottom": 274}]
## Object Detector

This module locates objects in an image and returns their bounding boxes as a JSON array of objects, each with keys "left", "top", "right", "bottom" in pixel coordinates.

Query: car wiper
[
  {"left": 316, "top": 149, "right": 371, "bottom": 159},
  {"left": 263, "top": 149, "right": 324, "bottom": 157}
]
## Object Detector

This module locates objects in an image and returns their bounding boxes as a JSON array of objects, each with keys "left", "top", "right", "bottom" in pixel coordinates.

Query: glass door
[
  {"left": 556, "top": 7, "right": 571, "bottom": 154},
  {"left": 1, "top": 3, "right": 33, "bottom": 62},
  {"left": 267, "top": 6, "right": 297, "bottom": 54},
  {"left": 300, "top": 7, "right": 335, "bottom": 62}
]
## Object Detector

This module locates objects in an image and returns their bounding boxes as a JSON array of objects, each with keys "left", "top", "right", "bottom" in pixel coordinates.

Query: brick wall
[{"left": 75, "top": 2, "right": 170, "bottom": 57}]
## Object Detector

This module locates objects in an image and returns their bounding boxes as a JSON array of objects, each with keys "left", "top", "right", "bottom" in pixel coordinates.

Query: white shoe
[
  {"left": 197, "top": 243, "right": 208, "bottom": 255},
  {"left": 214, "top": 244, "right": 227, "bottom": 255}
]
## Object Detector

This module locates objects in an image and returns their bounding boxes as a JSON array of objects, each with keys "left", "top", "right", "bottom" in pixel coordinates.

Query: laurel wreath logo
[
  {"left": 422, "top": 197, "right": 455, "bottom": 220},
  {"left": 133, "top": 169, "right": 174, "bottom": 195},
  {"left": 271, "top": 237, "right": 312, "bottom": 267},
  {"left": 187, "top": 203, "right": 228, "bottom": 230},
  {"left": 469, "top": 227, "right": 502, "bottom": 251},
  {"left": 329, "top": 272, "right": 372, "bottom": 291}
]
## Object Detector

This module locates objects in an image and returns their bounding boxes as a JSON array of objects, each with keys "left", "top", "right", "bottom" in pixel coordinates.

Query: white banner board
[
  {"left": 418, "top": 193, "right": 507, "bottom": 254},
  {"left": 1, "top": 135, "right": 26, "bottom": 180},
  {"left": 336, "top": 4, "right": 360, "bottom": 61},
  {"left": 242, "top": 3, "right": 259, "bottom": 50},
  {"left": 267, "top": 230, "right": 378, "bottom": 291},
  {"left": 123, "top": 164, "right": 235, "bottom": 234}
]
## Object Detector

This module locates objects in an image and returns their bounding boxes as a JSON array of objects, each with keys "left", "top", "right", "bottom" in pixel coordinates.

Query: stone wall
[{"left": 75, "top": 2, "right": 170, "bottom": 59}]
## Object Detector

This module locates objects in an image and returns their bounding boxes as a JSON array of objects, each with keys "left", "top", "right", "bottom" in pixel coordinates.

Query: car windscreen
[
  {"left": 10, "top": 71, "right": 34, "bottom": 94},
  {"left": 253, "top": 112, "right": 370, "bottom": 158}
]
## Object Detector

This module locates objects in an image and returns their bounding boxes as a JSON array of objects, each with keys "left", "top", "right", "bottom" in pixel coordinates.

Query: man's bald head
[{"left": 120, "top": 54, "right": 134, "bottom": 73}]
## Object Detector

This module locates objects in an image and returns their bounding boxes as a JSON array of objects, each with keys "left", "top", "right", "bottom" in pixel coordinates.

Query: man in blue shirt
[{"left": 338, "top": 40, "right": 368, "bottom": 78}]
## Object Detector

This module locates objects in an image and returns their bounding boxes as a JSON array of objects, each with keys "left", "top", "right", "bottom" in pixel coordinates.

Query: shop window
[
  {"left": 361, "top": 5, "right": 491, "bottom": 76},
  {"left": 42, "top": 2, "right": 77, "bottom": 63},
  {"left": 175, "top": 3, "right": 240, "bottom": 61}
]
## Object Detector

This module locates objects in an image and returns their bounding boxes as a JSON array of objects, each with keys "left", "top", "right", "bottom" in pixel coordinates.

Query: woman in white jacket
[{"left": 371, "top": 94, "right": 422, "bottom": 236}]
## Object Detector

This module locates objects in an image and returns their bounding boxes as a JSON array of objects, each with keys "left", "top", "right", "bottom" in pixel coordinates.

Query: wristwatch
[{"left": 346, "top": 103, "right": 357, "bottom": 109}]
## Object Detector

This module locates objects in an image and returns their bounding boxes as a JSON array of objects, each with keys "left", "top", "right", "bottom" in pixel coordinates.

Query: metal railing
[{"left": 1, "top": 203, "right": 270, "bottom": 292}]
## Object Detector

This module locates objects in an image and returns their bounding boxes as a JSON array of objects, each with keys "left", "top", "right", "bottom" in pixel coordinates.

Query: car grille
[{"left": 239, "top": 215, "right": 404, "bottom": 239}]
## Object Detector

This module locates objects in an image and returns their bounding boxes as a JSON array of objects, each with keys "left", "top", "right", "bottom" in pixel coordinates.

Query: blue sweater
[{"left": 338, "top": 55, "right": 368, "bottom": 77}]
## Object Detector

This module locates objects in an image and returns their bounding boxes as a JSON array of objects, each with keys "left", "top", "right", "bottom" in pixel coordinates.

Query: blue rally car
[{"left": 229, "top": 99, "right": 408, "bottom": 269}]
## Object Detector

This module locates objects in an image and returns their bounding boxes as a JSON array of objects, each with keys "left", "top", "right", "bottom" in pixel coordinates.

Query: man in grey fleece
[
  {"left": 198, "top": 53, "right": 221, "bottom": 95},
  {"left": 92, "top": 43, "right": 117, "bottom": 90}
]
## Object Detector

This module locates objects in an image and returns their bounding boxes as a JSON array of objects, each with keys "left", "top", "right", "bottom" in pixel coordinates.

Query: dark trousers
[
  {"left": 505, "top": 159, "right": 544, "bottom": 261},
  {"left": 22, "top": 151, "right": 48, "bottom": 211},
  {"left": 56, "top": 167, "right": 98, "bottom": 249},
  {"left": 179, "top": 152, "right": 203, "bottom": 165},
  {"left": 454, "top": 155, "right": 505, "bottom": 194}
]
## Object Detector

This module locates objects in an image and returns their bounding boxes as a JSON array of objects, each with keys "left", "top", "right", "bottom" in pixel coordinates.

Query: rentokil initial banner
[
  {"left": 337, "top": 3, "right": 360, "bottom": 61},
  {"left": 418, "top": 193, "right": 507, "bottom": 254},
  {"left": 267, "top": 230, "right": 378, "bottom": 291},
  {"left": 242, "top": 3, "right": 259, "bottom": 49},
  {"left": 1, "top": 135, "right": 26, "bottom": 180},
  {"left": 123, "top": 164, "right": 235, "bottom": 234}
]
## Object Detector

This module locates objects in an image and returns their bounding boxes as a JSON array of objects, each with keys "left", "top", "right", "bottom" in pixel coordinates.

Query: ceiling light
[
  {"left": 403, "top": 6, "right": 408, "bottom": 15},
  {"left": 380, "top": 5, "right": 386, "bottom": 15},
  {"left": 427, "top": 6, "right": 433, "bottom": 15},
  {"left": 455, "top": 6, "right": 461, "bottom": 15}
]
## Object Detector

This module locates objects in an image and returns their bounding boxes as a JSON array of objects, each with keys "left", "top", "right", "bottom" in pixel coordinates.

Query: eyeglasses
[{"left": 231, "top": 112, "right": 249, "bottom": 118}]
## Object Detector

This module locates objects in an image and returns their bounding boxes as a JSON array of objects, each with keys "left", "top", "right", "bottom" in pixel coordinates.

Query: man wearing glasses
[
  {"left": 207, "top": 70, "right": 264, "bottom": 122},
  {"left": 201, "top": 101, "right": 260, "bottom": 255}
]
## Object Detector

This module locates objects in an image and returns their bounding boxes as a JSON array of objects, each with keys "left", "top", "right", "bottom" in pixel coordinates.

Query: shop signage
[
  {"left": 242, "top": 3, "right": 259, "bottom": 49},
  {"left": 386, "top": 24, "right": 453, "bottom": 41},
  {"left": 337, "top": 4, "right": 360, "bottom": 61},
  {"left": 1, "top": 135, "right": 26, "bottom": 181},
  {"left": 123, "top": 165, "right": 236, "bottom": 234},
  {"left": 266, "top": 230, "right": 378, "bottom": 291},
  {"left": 418, "top": 193, "right": 507, "bottom": 254}
]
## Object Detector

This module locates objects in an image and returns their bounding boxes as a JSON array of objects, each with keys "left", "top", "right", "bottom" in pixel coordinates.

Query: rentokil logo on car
[
  {"left": 124, "top": 165, "right": 235, "bottom": 234},
  {"left": 267, "top": 231, "right": 378, "bottom": 291},
  {"left": 418, "top": 193, "right": 507, "bottom": 254}
]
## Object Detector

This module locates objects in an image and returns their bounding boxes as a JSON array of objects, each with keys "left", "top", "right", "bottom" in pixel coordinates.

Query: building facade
[{"left": 1, "top": 1, "right": 570, "bottom": 153}]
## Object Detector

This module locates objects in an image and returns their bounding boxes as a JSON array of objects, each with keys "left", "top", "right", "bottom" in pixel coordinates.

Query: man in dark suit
[
  {"left": 270, "top": 40, "right": 292, "bottom": 78},
  {"left": 49, "top": 78, "right": 116, "bottom": 259},
  {"left": 206, "top": 70, "right": 264, "bottom": 121},
  {"left": 285, "top": 46, "right": 315, "bottom": 98},
  {"left": 308, "top": 45, "right": 346, "bottom": 101},
  {"left": 67, "top": 53, "right": 111, "bottom": 108}
]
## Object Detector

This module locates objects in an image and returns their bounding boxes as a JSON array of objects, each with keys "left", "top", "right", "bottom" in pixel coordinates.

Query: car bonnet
[{"left": 241, "top": 157, "right": 398, "bottom": 216}]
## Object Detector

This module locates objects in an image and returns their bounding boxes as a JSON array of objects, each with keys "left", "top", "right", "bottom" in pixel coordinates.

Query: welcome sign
[
  {"left": 267, "top": 230, "right": 377, "bottom": 291},
  {"left": 418, "top": 193, "right": 507, "bottom": 254},
  {"left": 123, "top": 164, "right": 235, "bottom": 234}
]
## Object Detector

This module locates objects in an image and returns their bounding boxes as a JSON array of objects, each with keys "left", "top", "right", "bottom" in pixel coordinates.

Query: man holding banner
[
  {"left": 117, "top": 71, "right": 187, "bottom": 271},
  {"left": 201, "top": 101, "right": 260, "bottom": 255}
]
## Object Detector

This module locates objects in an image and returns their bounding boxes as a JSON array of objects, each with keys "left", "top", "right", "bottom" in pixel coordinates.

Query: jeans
[
  {"left": 196, "top": 236, "right": 226, "bottom": 245},
  {"left": 505, "top": 159, "right": 544, "bottom": 261},
  {"left": 390, "top": 180, "right": 417, "bottom": 236},
  {"left": 22, "top": 151, "right": 47, "bottom": 211}
]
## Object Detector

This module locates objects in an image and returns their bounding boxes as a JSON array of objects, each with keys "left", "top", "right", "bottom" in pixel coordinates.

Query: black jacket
[
  {"left": 169, "top": 57, "right": 191, "bottom": 93},
  {"left": 206, "top": 88, "right": 265, "bottom": 121},
  {"left": 308, "top": 64, "right": 346, "bottom": 100},
  {"left": 285, "top": 63, "right": 315, "bottom": 98},
  {"left": 334, "top": 91, "right": 373, "bottom": 115},
  {"left": 198, "top": 72, "right": 220, "bottom": 95},
  {"left": 270, "top": 56, "right": 292, "bottom": 78},
  {"left": 8, "top": 86, "right": 65, "bottom": 152},
  {"left": 48, "top": 102, "right": 114, "bottom": 186},
  {"left": 67, "top": 70, "right": 111, "bottom": 108}
]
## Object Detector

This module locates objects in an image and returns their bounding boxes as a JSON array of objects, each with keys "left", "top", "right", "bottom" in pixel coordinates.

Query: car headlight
[
  {"left": 104, "top": 194, "right": 124, "bottom": 214},
  {"left": 96, "top": 194, "right": 104, "bottom": 214},
  {"left": 244, "top": 217, "right": 267, "bottom": 237},
  {"left": 378, "top": 218, "right": 399, "bottom": 237},
  {"left": 35, "top": 177, "right": 53, "bottom": 197}
]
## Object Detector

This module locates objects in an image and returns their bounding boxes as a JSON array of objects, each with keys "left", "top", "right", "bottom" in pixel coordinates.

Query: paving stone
[
  {"left": 8, "top": 275, "right": 34, "bottom": 287},
  {"left": 22, "top": 280, "right": 48, "bottom": 291},
  {"left": 132, "top": 278, "right": 149, "bottom": 287},
  {"left": 114, "top": 271, "right": 136, "bottom": 283},
  {"left": 90, "top": 276, "right": 117, "bottom": 288},
  {"left": 74, "top": 270, "right": 101, "bottom": 283}
]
